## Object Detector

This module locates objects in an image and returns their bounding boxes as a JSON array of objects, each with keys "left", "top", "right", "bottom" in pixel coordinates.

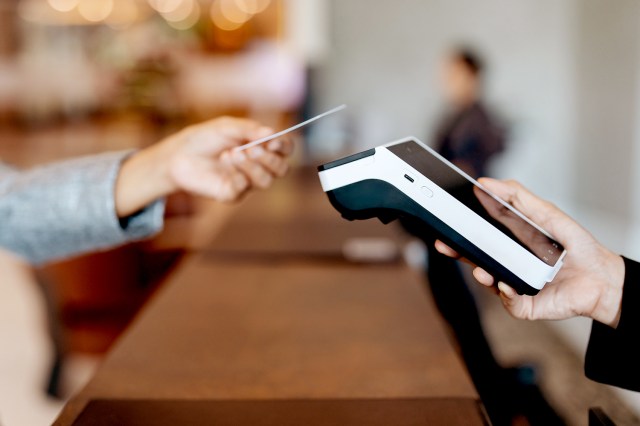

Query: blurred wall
[{"left": 573, "top": 1, "right": 640, "bottom": 225}]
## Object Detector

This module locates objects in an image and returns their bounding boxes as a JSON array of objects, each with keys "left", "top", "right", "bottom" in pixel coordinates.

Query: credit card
[{"left": 235, "top": 104, "right": 347, "bottom": 151}]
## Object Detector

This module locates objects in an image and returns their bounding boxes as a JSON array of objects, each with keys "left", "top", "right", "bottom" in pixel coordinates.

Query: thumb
[
  {"left": 497, "top": 282, "right": 530, "bottom": 319},
  {"left": 478, "top": 177, "right": 578, "bottom": 246},
  {"left": 186, "top": 117, "right": 273, "bottom": 156}
]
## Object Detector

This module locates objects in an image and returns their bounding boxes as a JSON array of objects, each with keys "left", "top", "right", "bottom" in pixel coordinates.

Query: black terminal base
[{"left": 325, "top": 179, "right": 539, "bottom": 296}]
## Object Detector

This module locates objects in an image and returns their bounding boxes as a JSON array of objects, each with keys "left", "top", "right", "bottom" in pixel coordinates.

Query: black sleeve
[
  {"left": 446, "top": 109, "right": 505, "bottom": 178},
  {"left": 584, "top": 256, "right": 640, "bottom": 391}
]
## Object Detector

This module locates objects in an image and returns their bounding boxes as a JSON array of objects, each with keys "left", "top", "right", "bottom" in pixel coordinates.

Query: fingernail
[
  {"left": 268, "top": 140, "right": 282, "bottom": 151},
  {"left": 497, "top": 282, "right": 514, "bottom": 298},
  {"left": 258, "top": 171, "right": 272, "bottom": 188},
  {"left": 249, "top": 146, "right": 265, "bottom": 159},
  {"left": 473, "top": 267, "right": 494, "bottom": 285},
  {"left": 478, "top": 268, "right": 492, "bottom": 281},
  {"left": 233, "top": 150, "right": 246, "bottom": 162},
  {"left": 233, "top": 173, "right": 247, "bottom": 189}
]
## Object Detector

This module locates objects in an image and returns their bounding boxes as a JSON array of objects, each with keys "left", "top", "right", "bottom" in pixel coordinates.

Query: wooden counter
[{"left": 54, "top": 167, "right": 485, "bottom": 425}]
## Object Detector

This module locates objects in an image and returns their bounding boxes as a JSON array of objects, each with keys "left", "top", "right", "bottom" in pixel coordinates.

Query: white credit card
[{"left": 235, "top": 104, "right": 346, "bottom": 151}]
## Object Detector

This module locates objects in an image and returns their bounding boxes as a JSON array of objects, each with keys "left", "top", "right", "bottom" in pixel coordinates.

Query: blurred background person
[{"left": 432, "top": 48, "right": 504, "bottom": 178}]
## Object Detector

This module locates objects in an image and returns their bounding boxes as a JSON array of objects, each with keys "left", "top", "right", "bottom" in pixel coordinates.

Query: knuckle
[
  {"left": 505, "top": 179, "right": 519, "bottom": 188},
  {"left": 259, "top": 176, "right": 273, "bottom": 189},
  {"left": 278, "top": 162, "right": 289, "bottom": 177},
  {"left": 220, "top": 185, "right": 239, "bottom": 202},
  {"left": 270, "top": 156, "right": 286, "bottom": 173},
  {"left": 263, "top": 152, "right": 277, "bottom": 166}
]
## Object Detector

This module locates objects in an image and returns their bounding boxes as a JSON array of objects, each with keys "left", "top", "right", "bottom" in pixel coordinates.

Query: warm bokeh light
[
  {"left": 148, "top": 0, "right": 183, "bottom": 14},
  {"left": 22, "top": 0, "right": 274, "bottom": 28},
  {"left": 77, "top": 0, "right": 114, "bottom": 22},
  {"left": 219, "top": 0, "right": 251, "bottom": 24},
  {"left": 46, "top": 0, "right": 79, "bottom": 13},
  {"left": 236, "top": 0, "right": 270, "bottom": 14},
  {"left": 161, "top": 0, "right": 195, "bottom": 23},
  {"left": 210, "top": 0, "right": 245, "bottom": 31},
  {"left": 165, "top": 0, "right": 200, "bottom": 30},
  {"left": 105, "top": 0, "right": 141, "bottom": 28}
]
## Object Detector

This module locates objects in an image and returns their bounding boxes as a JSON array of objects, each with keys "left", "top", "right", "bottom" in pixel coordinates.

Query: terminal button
[{"left": 421, "top": 186, "right": 434, "bottom": 198}]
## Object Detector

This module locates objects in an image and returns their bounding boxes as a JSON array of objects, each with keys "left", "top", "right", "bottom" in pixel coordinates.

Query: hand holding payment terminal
[{"left": 317, "top": 137, "right": 566, "bottom": 295}]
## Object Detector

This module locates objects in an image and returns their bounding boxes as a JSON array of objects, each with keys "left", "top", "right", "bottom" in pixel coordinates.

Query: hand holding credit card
[{"left": 235, "top": 104, "right": 347, "bottom": 152}]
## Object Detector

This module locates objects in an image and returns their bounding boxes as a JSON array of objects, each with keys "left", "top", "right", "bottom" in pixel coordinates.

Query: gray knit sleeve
[{"left": 0, "top": 152, "right": 165, "bottom": 265}]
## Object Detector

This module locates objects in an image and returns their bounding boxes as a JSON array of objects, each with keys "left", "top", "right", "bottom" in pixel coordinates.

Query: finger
[
  {"left": 212, "top": 170, "right": 250, "bottom": 202},
  {"left": 250, "top": 124, "right": 275, "bottom": 141},
  {"left": 186, "top": 117, "right": 272, "bottom": 155},
  {"left": 231, "top": 149, "right": 273, "bottom": 189},
  {"left": 434, "top": 240, "right": 478, "bottom": 268},
  {"left": 172, "top": 157, "right": 248, "bottom": 202},
  {"left": 478, "top": 177, "right": 576, "bottom": 242},
  {"left": 266, "top": 136, "right": 295, "bottom": 156},
  {"left": 247, "top": 146, "right": 289, "bottom": 178},
  {"left": 434, "top": 240, "right": 460, "bottom": 258},
  {"left": 479, "top": 178, "right": 558, "bottom": 226},
  {"left": 213, "top": 117, "right": 273, "bottom": 142},
  {"left": 497, "top": 282, "right": 531, "bottom": 319},
  {"left": 477, "top": 177, "right": 517, "bottom": 203},
  {"left": 497, "top": 281, "right": 517, "bottom": 298},
  {"left": 472, "top": 267, "right": 495, "bottom": 287}
]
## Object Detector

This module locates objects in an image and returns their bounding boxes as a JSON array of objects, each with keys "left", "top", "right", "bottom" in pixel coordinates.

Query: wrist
[
  {"left": 115, "top": 142, "right": 177, "bottom": 218},
  {"left": 591, "top": 251, "right": 625, "bottom": 327}
]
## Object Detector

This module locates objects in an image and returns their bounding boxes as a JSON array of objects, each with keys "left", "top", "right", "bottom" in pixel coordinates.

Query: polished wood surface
[
  {"left": 56, "top": 260, "right": 479, "bottom": 424},
  {"left": 71, "top": 398, "right": 486, "bottom": 426},
  {"left": 54, "top": 166, "right": 483, "bottom": 425},
  {"left": 206, "top": 167, "right": 402, "bottom": 260}
]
